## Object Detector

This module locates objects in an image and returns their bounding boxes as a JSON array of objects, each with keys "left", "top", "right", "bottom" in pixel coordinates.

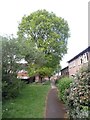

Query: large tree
[{"left": 17, "top": 9, "right": 70, "bottom": 75}]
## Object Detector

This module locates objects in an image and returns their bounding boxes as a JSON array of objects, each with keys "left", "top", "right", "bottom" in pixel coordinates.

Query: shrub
[
  {"left": 57, "top": 77, "right": 73, "bottom": 103},
  {"left": 2, "top": 79, "right": 26, "bottom": 100},
  {"left": 65, "top": 64, "right": 90, "bottom": 119}
]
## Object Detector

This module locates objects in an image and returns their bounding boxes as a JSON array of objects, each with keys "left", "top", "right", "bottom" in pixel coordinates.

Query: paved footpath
[{"left": 45, "top": 86, "right": 67, "bottom": 119}]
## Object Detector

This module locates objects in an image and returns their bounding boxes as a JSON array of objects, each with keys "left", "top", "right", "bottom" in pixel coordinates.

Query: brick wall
[
  {"left": 17, "top": 70, "right": 29, "bottom": 79},
  {"left": 68, "top": 51, "right": 90, "bottom": 76}
]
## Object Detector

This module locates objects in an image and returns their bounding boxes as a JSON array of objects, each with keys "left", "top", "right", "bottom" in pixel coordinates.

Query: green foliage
[
  {"left": 57, "top": 77, "right": 73, "bottom": 102},
  {"left": 2, "top": 36, "right": 26, "bottom": 100},
  {"left": 36, "top": 66, "right": 53, "bottom": 77},
  {"left": 17, "top": 9, "right": 70, "bottom": 74},
  {"left": 2, "top": 36, "right": 21, "bottom": 81},
  {"left": 17, "top": 37, "right": 46, "bottom": 66},
  {"left": 28, "top": 64, "right": 53, "bottom": 77},
  {"left": 65, "top": 64, "right": 90, "bottom": 119},
  {"left": 17, "top": 37, "right": 48, "bottom": 77},
  {"left": 2, "top": 79, "right": 25, "bottom": 100}
]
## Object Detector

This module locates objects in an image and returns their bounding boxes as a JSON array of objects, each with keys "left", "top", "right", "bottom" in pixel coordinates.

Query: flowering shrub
[{"left": 65, "top": 64, "right": 90, "bottom": 119}]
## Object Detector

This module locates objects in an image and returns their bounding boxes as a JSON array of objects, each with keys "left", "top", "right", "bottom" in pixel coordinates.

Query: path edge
[
  {"left": 44, "top": 88, "right": 51, "bottom": 118},
  {"left": 57, "top": 87, "right": 68, "bottom": 119}
]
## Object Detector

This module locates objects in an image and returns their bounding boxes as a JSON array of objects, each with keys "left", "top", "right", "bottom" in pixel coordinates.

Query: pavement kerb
[{"left": 44, "top": 88, "right": 52, "bottom": 118}]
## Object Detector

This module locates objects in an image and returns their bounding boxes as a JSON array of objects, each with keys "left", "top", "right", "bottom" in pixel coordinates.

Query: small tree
[{"left": 2, "top": 36, "right": 25, "bottom": 99}]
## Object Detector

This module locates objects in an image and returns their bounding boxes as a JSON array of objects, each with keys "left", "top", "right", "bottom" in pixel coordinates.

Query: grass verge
[{"left": 2, "top": 84, "right": 50, "bottom": 118}]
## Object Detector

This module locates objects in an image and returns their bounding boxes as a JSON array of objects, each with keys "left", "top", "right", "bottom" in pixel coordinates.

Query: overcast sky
[{"left": 0, "top": 0, "right": 89, "bottom": 68}]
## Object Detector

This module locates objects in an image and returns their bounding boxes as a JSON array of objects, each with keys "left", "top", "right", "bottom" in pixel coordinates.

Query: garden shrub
[
  {"left": 2, "top": 79, "right": 26, "bottom": 100},
  {"left": 65, "top": 64, "right": 90, "bottom": 119},
  {"left": 57, "top": 77, "right": 73, "bottom": 103}
]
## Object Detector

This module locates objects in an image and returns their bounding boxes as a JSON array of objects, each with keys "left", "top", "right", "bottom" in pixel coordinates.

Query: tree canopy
[{"left": 17, "top": 9, "right": 70, "bottom": 76}]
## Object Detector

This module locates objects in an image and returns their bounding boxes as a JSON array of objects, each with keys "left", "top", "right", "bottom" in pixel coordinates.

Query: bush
[
  {"left": 2, "top": 79, "right": 26, "bottom": 100},
  {"left": 65, "top": 65, "right": 90, "bottom": 119},
  {"left": 57, "top": 77, "right": 73, "bottom": 103}
]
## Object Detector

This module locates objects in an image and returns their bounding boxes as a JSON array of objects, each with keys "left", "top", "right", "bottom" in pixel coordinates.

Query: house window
[
  {"left": 80, "top": 58, "right": 83, "bottom": 64},
  {"left": 83, "top": 53, "right": 86, "bottom": 63},
  {"left": 86, "top": 53, "right": 88, "bottom": 60}
]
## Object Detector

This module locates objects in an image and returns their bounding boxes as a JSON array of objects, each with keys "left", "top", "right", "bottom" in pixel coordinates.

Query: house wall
[
  {"left": 88, "top": 52, "right": 90, "bottom": 62},
  {"left": 17, "top": 70, "right": 29, "bottom": 79},
  {"left": 61, "top": 67, "right": 69, "bottom": 77},
  {"left": 35, "top": 75, "right": 42, "bottom": 83},
  {"left": 68, "top": 51, "right": 90, "bottom": 76}
]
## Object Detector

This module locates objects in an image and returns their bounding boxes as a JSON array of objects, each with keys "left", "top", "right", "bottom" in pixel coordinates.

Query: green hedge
[{"left": 57, "top": 77, "right": 73, "bottom": 103}]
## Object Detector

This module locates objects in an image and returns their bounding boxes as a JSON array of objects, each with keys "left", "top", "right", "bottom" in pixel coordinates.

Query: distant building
[
  {"left": 68, "top": 46, "right": 90, "bottom": 76},
  {"left": 17, "top": 70, "right": 29, "bottom": 79},
  {"left": 61, "top": 66, "right": 69, "bottom": 77},
  {"left": 17, "top": 59, "right": 29, "bottom": 80}
]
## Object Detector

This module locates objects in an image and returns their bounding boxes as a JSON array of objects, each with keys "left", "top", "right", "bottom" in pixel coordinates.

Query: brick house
[
  {"left": 67, "top": 46, "right": 90, "bottom": 77},
  {"left": 61, "top": 66, "right": 69, "bottom": 77},
  {"left": 17, "top": 70, "right": 29, "bottom": 79}
]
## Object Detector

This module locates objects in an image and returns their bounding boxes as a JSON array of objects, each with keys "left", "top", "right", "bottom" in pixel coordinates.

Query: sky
[{"left": 0, "top": 0, "right": 89, "bottom": 68}]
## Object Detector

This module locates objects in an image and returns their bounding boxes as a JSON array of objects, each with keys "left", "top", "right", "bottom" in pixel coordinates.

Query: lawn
[{"left": 2, "top": 84, "right": 50, "bottom": 118}]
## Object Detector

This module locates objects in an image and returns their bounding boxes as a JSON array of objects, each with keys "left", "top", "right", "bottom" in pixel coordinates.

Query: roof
[
  {"left": 18, "top": 70, "right": 28, "bottom": 73},
  {"left": 61, "top": 66, "right": 68, "bottom": 71},
  {"left": 17, "top": 76, "right": 29, "bottom": 79},
  {"left": 68, "top": 46, "right": 90, "bottom": 63}
]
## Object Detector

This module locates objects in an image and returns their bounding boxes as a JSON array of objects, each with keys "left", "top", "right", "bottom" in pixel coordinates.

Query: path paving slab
[{"left": 45, "top": 88, "right": 67, "bottom": 119}]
